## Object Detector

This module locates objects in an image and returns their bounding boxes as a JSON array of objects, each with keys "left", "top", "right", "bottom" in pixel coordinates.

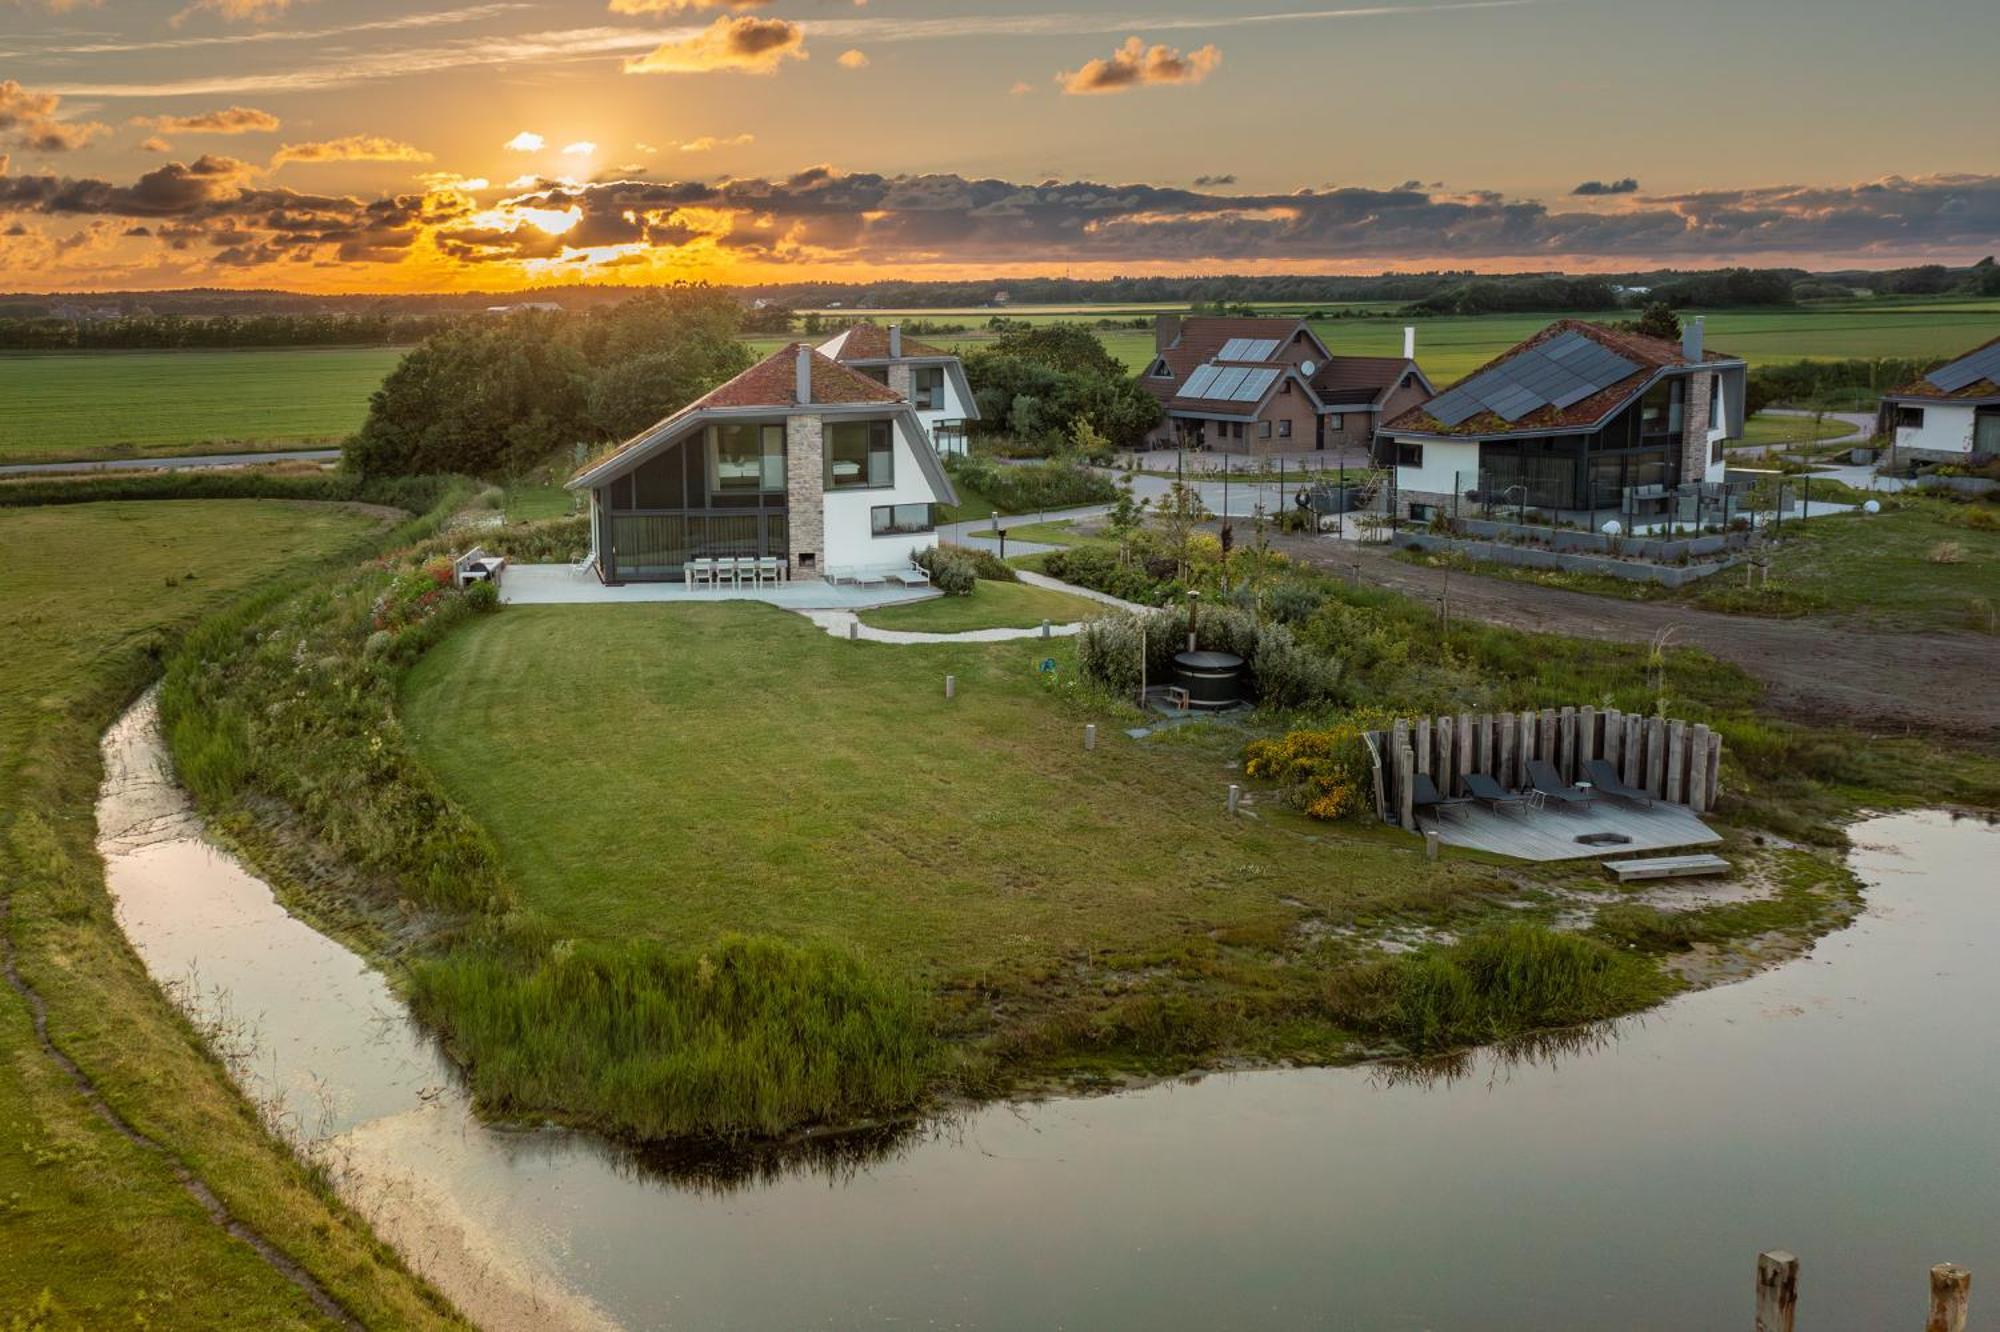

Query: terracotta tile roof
[
  {"left": 816, "top": 323, "right": 951, "bottom": 362},
  {"left": 569, "top": 344, "right": 902, "bottom": 483},
  {"left": 1143, "top": 316, "right": 1321, "bottom": 402},
  {"left": 1383, "top": 319, "right": 1739, "bottom": 438},
  {"left": 1884, "top": 333, "right": 2000, "bottom": 402},
  {"left": 1310, "top": 356, "right": 1420, "bottom": 405}
]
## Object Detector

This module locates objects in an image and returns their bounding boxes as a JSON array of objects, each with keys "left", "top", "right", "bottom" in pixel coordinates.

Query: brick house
[
  {"left": 1376, "top": 319, "right": 1746, "bottom": 523},
  {"left": 1141, "top": 315, "right": 1431, "bottom": 454},
  {"left": 568, "top": 343, "right": 958, "bottom": 583}
]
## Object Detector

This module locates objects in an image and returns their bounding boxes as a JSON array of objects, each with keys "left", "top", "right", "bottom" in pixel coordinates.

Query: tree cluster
[
  {"left": 960, "top": 324, "right": 1160, "bottom": 453},
  {"left": 344, "top": 286, "right": 753, "bottom": 478}
]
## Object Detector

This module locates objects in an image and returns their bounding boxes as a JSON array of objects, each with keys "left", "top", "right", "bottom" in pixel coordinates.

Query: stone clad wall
[
  {"left": 886, "top": 362, "right": 913, "bottom": 399},
  {"left": 785, "top": 414, "right": 825, "bottom": 580},
  {"left": 1681, "top": 371, "right": 1715, "bottom": 481}
]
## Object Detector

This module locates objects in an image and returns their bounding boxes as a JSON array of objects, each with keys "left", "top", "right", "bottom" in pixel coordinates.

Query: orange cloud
[
  {"left": 1057, "top": 37, "right": 1221, "bottom": 95},
  {"left": 138, "top": 106, "right": 282, "bottom": 135},
  {"left": 0, "top": 79, "right": 108, "bottom": 152},
  {"left": 678, "top": 133, "right": 754, "bottom": 152},
  {"left": 837, "top": 49, "right": 869, "bottom": 69},
  {"left": 606, "top": 0, "right": 771, "bottom": 11},
  {"left": 271, "top": 134, "right": 435, "bottom": 166},
  {"left": 624, "top": 15, "right": 806, "bottom": 75},
  {"left": 173, "top": 0, "right": 294, "bottom": 23}
]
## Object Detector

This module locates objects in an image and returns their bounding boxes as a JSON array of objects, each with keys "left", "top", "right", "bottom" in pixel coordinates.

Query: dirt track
[{"left": 1271, "top": 535, "right": 2000, "bottom": 741}]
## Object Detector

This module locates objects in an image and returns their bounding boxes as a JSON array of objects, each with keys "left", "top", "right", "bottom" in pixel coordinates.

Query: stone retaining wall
[{"left": 1397, "top": 531, "right": 1736, "bottom": 587}]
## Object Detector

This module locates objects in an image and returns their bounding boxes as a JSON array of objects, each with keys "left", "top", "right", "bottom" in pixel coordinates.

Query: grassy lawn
[
  {"left": 0, "top": 500, "right": 459, "bottom": 1327},
  {"left": 1734, "top": 411, "right": 1863, "bottom": 450},
  {"left": 502, "top": 480, "right": 576, "bottom": 521},
  {"left": 857, "top": 579, "right": 1106, "bottom": 631},
  {"left": 0, "top": 346, "right": 403, "bottom": 464},
  {"left": 401, "top": 604, "right": 1560, "bottom": 1057}
]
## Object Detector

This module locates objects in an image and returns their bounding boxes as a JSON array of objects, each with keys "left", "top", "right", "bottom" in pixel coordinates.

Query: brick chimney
[
  {"left": 1154, "top": 314, "right": 1182, "bottom": 353},
  {"left": 1682, "top": 315, "right": 1705, "bottom": 362},
  {"left": 888, "top": 323, "right": 902, "bottom": 358},
  {"left": 795, "top": 343, "right": 813, "bottom": 404}
]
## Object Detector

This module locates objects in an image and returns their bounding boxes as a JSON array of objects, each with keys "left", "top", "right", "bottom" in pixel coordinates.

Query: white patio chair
[
  {"left": 686, "top": 557, "right": 713, "bottom": 590},
  {"left": 755, "top": 556, "right": 780, "bottom": 587}
]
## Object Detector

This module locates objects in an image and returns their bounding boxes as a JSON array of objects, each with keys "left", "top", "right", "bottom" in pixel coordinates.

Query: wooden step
[{"left": 1603, "top": 853, "right": 1731, "bottom": 883}]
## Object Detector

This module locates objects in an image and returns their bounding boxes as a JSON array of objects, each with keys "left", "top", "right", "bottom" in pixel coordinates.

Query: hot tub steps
[{"left": 1604, "top": 853, "right": 1731, "bottom": 883}]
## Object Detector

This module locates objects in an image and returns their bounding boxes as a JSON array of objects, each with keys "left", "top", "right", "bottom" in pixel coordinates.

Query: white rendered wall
[
  {"left": 820, "top": 416, "right": 949, "bottom": 570},
  {"left": 1394, "top": 437, "right": 1479, "bottom": 497},
  {"left": 1895, "top": 403, "right": 1977, "bottom": 456}
]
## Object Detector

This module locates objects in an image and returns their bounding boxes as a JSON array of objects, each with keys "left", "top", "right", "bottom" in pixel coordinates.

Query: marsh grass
[
  {"left": 410, "top": 935, "right": 940, "bottom": 1140},
  {"left": 1330, "top": 924, "right": 1669, "bottom": 1055}
]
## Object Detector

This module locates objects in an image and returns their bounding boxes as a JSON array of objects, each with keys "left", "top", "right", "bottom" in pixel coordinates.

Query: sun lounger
[
  {"left": 1583, "top": 758, "right": 1654, "bottom": 807},
  {"left": 1526, "top": 758, "right": 1597, "bottom": 811},
  {"left": 1411, "top": 771, "right": 1473, "bottom": 823},
  {"left": 1463, "top": 771, "right": 1529, "bottom": 814}
]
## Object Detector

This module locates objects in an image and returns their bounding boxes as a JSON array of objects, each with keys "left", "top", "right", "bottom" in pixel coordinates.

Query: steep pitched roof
[
  {"left": 1310, "top": 356, "right": 1427, "bottom": 406},
  {"left": 1884, "top": 333, "right": 2000, "bottom": 403},
  {"left": 1143, "top": 316, "right": 1329, "bottom": 401},
  {"left": 569, "top": 344, "right": 904, "bottom": 485},
  {"left": 816, "top": 324, "right": 951, "bottom": 362},
  {"left": 1383, "top": 319, "right": 1740, "bottom": 438}
]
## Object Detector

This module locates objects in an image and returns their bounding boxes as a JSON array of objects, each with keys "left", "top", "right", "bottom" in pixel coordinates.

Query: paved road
[
  {"left": 1272, "top": 532, "right": 2000, "bottom": 740},
  {"left": 0, "top": 447, "right": 340, "bottom": 478}
]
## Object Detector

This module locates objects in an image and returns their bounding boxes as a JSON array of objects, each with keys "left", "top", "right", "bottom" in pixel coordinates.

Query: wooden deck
[{"left": 1423, "top": 800, "right": 1720, "bottom": 862}]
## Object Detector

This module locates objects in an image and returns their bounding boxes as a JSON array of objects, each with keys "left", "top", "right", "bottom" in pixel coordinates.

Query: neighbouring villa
[
  {"left": 568, "top": 343, "right": 958, "bottom": 584},
  {"left": 1376, "top": 318, "right": 1747, "bottom": 525},
  {"left": 1140, "top": 315, "right": 1432, "bottom": 454},
  {"left": 816, "top": 322, "right": 980, "bottom": 456},
  {"left": 1879, "top": 335, "right": 2000, "bottom": 465}
]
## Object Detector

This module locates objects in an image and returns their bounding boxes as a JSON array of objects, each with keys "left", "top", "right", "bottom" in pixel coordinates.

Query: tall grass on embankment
[
  {"left": 410, "top": 935, "right": 940, "bottom": 1140},
  {"left": 0, "top": 465, "right": 455, "bottom": 510},
  {"left": 1329, "top": 923, "right": 1670, "bottom": 1055},
  {"left": 157, "top": 492, "right": 944, "bottom": 1142}
]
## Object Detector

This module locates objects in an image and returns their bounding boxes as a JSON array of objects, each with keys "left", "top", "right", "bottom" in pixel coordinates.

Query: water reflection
[{"left": 1373, "top": 1020, "right": 1628, "bottom": 1091}]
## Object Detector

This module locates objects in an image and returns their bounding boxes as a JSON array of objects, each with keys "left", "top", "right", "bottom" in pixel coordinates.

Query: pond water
[{"left": 99, "top": 694, "right": 1998, "bottom": 1330}]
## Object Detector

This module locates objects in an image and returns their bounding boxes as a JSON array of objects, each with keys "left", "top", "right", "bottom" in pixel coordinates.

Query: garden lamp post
[{"left": 1187, "top": 589, "right": 1200, "bottom": 651}]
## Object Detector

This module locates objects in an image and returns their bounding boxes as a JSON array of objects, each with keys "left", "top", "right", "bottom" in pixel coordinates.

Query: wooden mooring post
[{"left": 1752, "top": 1251, "right": 1973, "bottom": 1330}]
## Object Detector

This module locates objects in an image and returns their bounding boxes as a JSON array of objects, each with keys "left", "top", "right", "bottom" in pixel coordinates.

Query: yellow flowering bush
[{"left": 1243, "top": 718, "right": 1386, "bottom": 822}]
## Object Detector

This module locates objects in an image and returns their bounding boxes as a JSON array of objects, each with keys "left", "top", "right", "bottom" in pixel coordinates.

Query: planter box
[
  {"left": 1447, "top": 516, "right": 1748, "bottom": 563},
  {"left": 1914, "top": 474, "right": 2000, "bottom": 498},
  {"left": 1398, "top": 531, "right": 1737, "bottom": 588}
]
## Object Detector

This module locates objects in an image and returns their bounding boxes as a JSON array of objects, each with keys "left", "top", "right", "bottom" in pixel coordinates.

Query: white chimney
[
  {"left": 1682, "top": 315, "right": 1705, "bottom": 362},
  {"left": 1403, "top": 326, "right": 1417, "bottom": 360},
  {"left": 888, "top": 323, "right": 902, "bottom": 358},
  {"left": 795, "top": 344, "right": 813, "bottom": 404}
]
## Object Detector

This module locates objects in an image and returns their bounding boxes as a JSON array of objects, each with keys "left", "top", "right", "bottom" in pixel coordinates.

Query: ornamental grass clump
[{"left": 409, "top": 934, "right": 942, "bottom": 1140}]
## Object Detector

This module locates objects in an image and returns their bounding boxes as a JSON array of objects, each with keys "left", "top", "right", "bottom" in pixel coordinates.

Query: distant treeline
[{"left": 0, "top": 312, "right": 462, "bottom": 351}]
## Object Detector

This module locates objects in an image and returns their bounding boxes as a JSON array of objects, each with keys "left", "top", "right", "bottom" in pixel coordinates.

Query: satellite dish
[{"left": 1300, "top": 360, "right": 1318, "bottom": 377}]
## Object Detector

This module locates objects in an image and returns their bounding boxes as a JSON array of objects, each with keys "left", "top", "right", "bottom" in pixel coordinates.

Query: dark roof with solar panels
[{"left": 1884, "top": 335, "right": 2000, "bottom": 404}]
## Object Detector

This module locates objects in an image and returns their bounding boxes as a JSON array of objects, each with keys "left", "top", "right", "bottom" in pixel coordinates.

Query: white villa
[
  {"left": 815, "top": 323, "right": 979, "bottom": 456},
  {"left": 1377, "top": 318, "right": 1746, "bottom": 524},
  {"left": 567, "top": 343, "right": 958, "bottom": 584},
  {"left": 1880, "top": 336, "right": 2000, "bottom": 465}
]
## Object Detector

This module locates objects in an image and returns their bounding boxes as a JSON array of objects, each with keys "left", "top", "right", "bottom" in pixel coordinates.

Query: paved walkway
[
  {"left": 0, "top": 447, "right": 340, "bottom": 477},
  {"left": 798, "top": 569, "right": 1148, "bottom": 644},
  {"left": 499, "top": 563, "right": 936, "bottom": 610}
]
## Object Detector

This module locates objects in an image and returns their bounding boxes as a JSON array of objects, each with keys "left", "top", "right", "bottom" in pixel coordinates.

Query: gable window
[
  {"left": 1280, "top": 380, "right": 1293, "bottom": 395},
  {"left": 1895, "top": 405, "right": 1926, "bottom": 430},
  {"left": 1277, "top": 419, "right": 1293, "bottom": 439},
  {"left": 1396, "top": 442, "right": 1424, "bottom": 469},
  {"left": 710, "top": 423, "right": 786, "bottom": 494},
  {"left": 827, "top": 419, "right": 894, "bottom": 489},
  {"left": 1151, "top": 360, "right": 1173, "bottom": 378},
  {"left": 871, "top": 503, "right": 935, "bottom": 535},
  {"left": 912, "top": 365, "right": 946, "bottom": 411}
]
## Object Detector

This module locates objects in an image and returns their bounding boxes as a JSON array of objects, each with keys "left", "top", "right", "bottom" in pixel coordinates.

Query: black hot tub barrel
[{"left": 1172, "top": 650, "right": 1245, "bottom": 709}]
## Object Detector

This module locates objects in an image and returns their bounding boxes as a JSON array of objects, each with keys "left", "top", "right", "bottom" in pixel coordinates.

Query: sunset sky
[{"left": 3, "top": 0, "right": 1996, "bottom": 292}]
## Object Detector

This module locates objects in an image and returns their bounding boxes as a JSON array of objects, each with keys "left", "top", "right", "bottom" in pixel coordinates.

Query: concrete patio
[
  {"left": 1426, "top": 799, "right": 1721, "bottom": 862},
  {"left": 498, "top": 564, "right": 940, "bottom": 611}
]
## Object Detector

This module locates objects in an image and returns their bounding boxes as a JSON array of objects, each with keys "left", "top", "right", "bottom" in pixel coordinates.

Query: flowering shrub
[{"left": 1243, "top": 723, "right": 1381, "bottom": 821}]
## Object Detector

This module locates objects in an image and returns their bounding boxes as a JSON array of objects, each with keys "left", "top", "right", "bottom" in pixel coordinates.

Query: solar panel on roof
[
  {"left": 1218, "top": 337, "right": 1281, "bottom": 361},
  {"left": 1181, "top": 364, "right": 1222, "bottom": 399},
  {"left": 1421, "top": 330, "right": 1642, "bottom": 429},
  {"left": 1927, "top": 343, "right": 2000, "bottom": 393},
  {"left": 1207, "top": 366, "right": 1251, "bottom": 400},
  {"left": 1234, "top": 368, "right": 1279, "bottom": 401},
  {"left": 1425, "top": 387, "right": 1481, "bottom": 427}
]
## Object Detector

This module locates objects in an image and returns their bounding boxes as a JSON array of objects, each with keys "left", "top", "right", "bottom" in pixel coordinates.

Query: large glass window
[
  {"left": 827, "top": 420, "right": 894, "bottom": 489},
  {"left": 710, "top": 423, "right": 786, "bottom": 494},
  {"left": 912, "top": 365, "right": 946, "bottom": 410},
  {"left": 1639, "top": 377, "right": 1685, "bottom": 441},
  {"left": 871, "top": 503, "right": 935, "bottom": 535}
]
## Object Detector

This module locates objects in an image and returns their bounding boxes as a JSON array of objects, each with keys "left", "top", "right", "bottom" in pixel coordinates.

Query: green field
[
  {"left": 0, "top": 499, "right": 460, "bottom": 1327},
  {"left": 0, "top": 346, "right": 403, "bottom": 464}
]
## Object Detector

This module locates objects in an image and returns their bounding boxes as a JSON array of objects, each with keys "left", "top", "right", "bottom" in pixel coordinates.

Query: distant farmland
[
  {"left": 0, "top": 345, "right": 402, "bottom": 465},
  {"left": 8, "top": 299, "right": 1998, "bottom": 466}
]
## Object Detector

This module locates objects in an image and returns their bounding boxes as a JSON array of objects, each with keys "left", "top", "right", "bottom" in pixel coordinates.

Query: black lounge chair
[
  {"left": 1411, "top": 771, "right": 1473, "bottom": 822},
  {"left": 1526, "top": 758, "right": 1597, "bottom": 811},
  {"left": 1583, "top": 758, "right": 1654, "bottom": 807},
  {"left": 1464, "top": 771, "right": 1529, "bottom": 814}
]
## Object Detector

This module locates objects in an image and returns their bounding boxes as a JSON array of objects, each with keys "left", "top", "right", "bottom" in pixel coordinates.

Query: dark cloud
[
  {"left": 623, "top": 14, "right": 806, "bottom": 74},
  {"left": 1193, "top": 174, "right": 1236, "bottom": 188},
  {"left": 1572, "top": 177, "right": 1640, "bottom": 196},
  {"left": 0, "top": 79, "right": 108, "bottom": 153}
]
